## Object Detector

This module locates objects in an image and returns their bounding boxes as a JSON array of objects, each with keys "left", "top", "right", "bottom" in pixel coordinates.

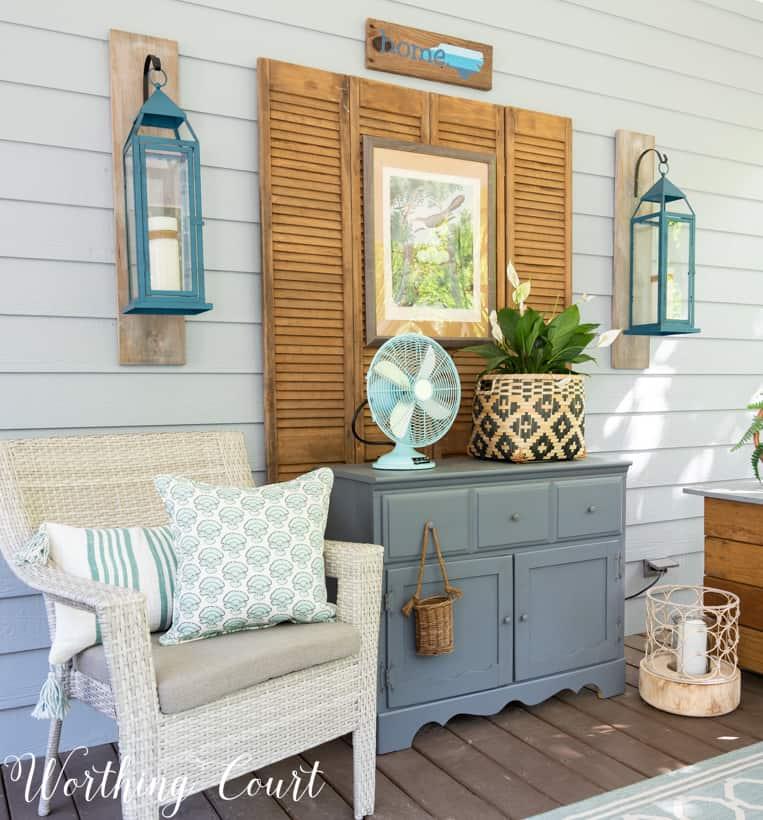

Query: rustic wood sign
[{"left": 365, "top": 19, "right": 493, "bottom": 91}]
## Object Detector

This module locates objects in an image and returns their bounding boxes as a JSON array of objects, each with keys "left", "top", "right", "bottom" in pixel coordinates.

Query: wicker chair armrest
[
  {"left": 324, "top": 539, "right": 383, "bottom": 647},
  {"left": 19, "top": 562, "right": 162, "bottom": 735},
  {"left": 14, "top": 562, "right": 145, "bottom": 613}
]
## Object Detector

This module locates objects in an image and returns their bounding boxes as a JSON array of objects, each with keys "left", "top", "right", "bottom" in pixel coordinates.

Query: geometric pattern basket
[{"left": 468, "top": 373, "right": 587, "bottom": 463}]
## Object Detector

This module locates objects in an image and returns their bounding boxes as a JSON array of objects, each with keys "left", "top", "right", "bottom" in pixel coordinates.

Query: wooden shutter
[
  {"left": 349, "top": 77, "right": 431, "bottom": 464},
  {"left": 259, "top": 61, "right": 574, "bottom": 478},
  {"left": 431, "top": 94, "right": 505, "bottom": 458},
  {"left": 258, "top": 60, "right": 354, "bottom": 481},
  {"left": 506, "top": 108, "right": 572, "bottom": 315}
]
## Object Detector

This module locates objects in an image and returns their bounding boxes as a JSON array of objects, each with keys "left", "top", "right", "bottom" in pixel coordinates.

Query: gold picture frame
[{"left": 363, "top": 136, "right": 496, "bottom": 347}]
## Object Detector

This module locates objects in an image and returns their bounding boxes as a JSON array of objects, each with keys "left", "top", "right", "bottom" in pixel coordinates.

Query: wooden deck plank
[
  {"left": 303, "top": 740, "right": 433, "bottom": 820},
  {"left": 205, "top": 771, "right": 290, "bottom": 820},
  {"left": 558, "top": 688, "right": 722, "bottom": 764},
  {"left": 412, "top": 723, "right": 557, "bottom": 819},
  {"left": 613, "top": 684, "right": 755, "bottom": 752},
  {"left": 376, "top": 746, "right": 506, "bottom": 820},
  {"left": 60, "top": 744, "right": 122, "bottom": 820},
  {"left": 1, "top": 755, "right": 78, "bottom": 820},
  {"left": 527, "top": 698, "right": 684, "bottom": 777},
  {"left": 0, "top": 764, "right": 10, "bottom": 820},
  {"left": 490, "top": 706, "right": 643, "bottom": 791},
  {"left": 447, "top": 714, "right": 603, "bottom": 806},
  {"left": 257, "top": 755, "right": 353, "bottom": 819}
]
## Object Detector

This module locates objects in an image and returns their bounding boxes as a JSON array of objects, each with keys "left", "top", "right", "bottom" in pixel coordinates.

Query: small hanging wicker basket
[{"left": 402, "top": 521, "right": 462, "bottom": 656}]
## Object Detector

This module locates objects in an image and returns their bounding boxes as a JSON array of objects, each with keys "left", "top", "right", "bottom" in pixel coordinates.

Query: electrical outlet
[{"left": 643, "top": 557, "right": 679, "bottom": 577}]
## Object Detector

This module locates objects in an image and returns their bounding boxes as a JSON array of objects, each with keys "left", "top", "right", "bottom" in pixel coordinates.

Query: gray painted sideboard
[{"left": 326, "top": 456, "right": 630, "bottom": 754}]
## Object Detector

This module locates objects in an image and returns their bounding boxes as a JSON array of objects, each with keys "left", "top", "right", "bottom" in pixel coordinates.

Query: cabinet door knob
[
  {"left": 587, "top": 505, "right": 597, "bottom": 513},
  {"left": 510, "top": 512, "right": 520, "bottom": 521},
  {"left": 503, "top": 615, "right": 512, "bottom": 624},
  {"left": 519, "top": 613, "right": 528, "bottom": 622}
]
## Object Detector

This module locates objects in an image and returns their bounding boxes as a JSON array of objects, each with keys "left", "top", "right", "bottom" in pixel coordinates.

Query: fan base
[{"left": 373, "top": 443, "right": 435, "bottom": 471}]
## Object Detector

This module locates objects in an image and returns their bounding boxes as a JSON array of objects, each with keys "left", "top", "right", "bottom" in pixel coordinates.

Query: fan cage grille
[{"left": 366, "top": 334, "right": 461, "bottom": 447}]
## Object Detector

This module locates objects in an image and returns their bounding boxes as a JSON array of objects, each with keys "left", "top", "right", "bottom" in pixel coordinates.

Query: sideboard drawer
[
  {"left": 557, "top": 477, "right": 623, "bottom": 539},
  {"left": 477, "top": 482, "right": 552, "bottom": 549},
  {"left": 381, "top": 489, "right": 472, "bottom": 561}
]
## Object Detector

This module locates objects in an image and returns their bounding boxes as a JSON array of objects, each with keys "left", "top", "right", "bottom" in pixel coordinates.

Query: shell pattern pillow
[{"left": 154, "top": 468, "right": 336, "bottom": 645}]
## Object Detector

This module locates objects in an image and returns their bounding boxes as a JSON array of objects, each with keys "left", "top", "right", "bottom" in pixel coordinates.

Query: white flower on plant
[
  {"left": 513, "top": 281, "right": 531, "bottom": 306},
  {"left": 594, "top": 328, "right": 622, "bottom": 348},
  {"left": 489, "top": 310, "right": 504, "bottom": 343},
  {"left": 506, "top": 260, "right": 520, "bottom": 290}
]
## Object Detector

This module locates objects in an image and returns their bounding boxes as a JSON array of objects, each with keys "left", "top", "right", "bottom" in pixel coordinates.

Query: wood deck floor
[{"left": 3, "top": 636, "right": 763, "bottom": 820}]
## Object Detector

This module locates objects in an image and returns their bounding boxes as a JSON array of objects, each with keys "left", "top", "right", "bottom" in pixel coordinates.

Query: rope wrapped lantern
[{"left": 639, "top": 584, "right": 740, "bottom": 717}]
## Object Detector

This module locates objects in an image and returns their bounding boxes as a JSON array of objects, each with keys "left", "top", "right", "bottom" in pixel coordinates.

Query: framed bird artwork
[{"left": 363, "top": 136, "right": 496, "bottom": 346}]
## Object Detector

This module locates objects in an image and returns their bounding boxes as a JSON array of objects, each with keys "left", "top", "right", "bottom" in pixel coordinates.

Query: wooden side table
[{"left": 684, "top": 482, "right": 763, "bottom": 674}]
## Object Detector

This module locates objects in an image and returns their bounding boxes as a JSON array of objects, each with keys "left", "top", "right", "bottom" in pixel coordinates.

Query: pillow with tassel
[{"left": 18, "top": 522, "right": 177, "bottom": 720}]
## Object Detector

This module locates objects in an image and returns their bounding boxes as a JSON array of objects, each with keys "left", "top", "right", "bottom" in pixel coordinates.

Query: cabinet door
[
  {"left": 514, "top": 540, "right": 621, "bottom": 681},
  {"left": 386, "top": 556, "right": 513, "bottom": 709}
]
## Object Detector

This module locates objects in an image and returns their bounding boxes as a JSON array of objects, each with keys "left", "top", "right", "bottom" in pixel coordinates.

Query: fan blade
[
  {"left": 374, "top": 359, "right": 410, "bottom": 389},
  {"left": 417, "top": 346, "right": 436, "bottom": 381},
  {"left": 418, "top": 396, "right": 451, "bottom": 421},
  {"left": 389, "top": 400, "right": 415, "bottom": 439}
]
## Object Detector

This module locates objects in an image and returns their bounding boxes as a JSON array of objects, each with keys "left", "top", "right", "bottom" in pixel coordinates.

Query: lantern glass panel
[
  {"left": 124, "top": 145, "right": 139, "bottom": 303},
  {"left": 145, "top": 148, "right": 194, "bottom": 293},
  {"left": 632, "top": 217, "right": 659, "bottom": 326},
  {"left": 665, "top": 217, "right": 691, "bottom": 321}
]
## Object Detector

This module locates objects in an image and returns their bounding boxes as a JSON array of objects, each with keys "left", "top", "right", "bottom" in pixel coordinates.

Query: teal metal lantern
[
  {"left": 122, "top": 56, "right": 211, "bottom": 315},
  {"left": 626, "top": 149, "right": 698, "bottom": 336}
]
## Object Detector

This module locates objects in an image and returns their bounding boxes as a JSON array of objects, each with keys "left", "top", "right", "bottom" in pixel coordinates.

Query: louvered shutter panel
[
  {"left": 350, "top": 77, "right": 431, "bottom": 463},
  {"left": 506, "top": 108, "right": 572, "bottom": 316},
  {"left": 431, "top": 94, "right": 505, "bottom": 458},
  {"left": 258, "top": 60, "right": 353, "bottom": 481},
  {"left": 259, "top": 62, "right": 575, "bottom": 477}
]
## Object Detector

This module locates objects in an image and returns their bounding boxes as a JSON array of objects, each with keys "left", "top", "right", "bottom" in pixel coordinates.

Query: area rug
[{"left": 533, "top": 742, "right": 763, "bottom": 819}]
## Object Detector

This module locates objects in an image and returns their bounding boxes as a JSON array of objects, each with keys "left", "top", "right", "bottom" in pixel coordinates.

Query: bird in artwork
[{"left": 409, "top": 194, "right": 466, "bottom": 232}]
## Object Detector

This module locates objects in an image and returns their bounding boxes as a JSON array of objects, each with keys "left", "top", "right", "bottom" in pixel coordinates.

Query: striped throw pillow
[{"left": 43, "top": 522, "right": 177, "bottom": 664}]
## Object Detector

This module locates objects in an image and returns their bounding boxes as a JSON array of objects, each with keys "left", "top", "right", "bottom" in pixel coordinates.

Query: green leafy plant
[
  {"left": 465, "top": 262, "right": 621, "bottom": 375},
  {"left": 731, "top": 401, "right": 763, "bottom": 481}
]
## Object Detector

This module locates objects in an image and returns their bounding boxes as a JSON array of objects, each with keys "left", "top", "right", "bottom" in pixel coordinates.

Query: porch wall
[{"left": 0, "top": 0, "right": 761, "bottom": 755}]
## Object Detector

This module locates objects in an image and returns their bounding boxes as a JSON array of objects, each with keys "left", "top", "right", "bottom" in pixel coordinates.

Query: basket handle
[{"left": 402, "top": 521, "right": 463, "bottom": 617}]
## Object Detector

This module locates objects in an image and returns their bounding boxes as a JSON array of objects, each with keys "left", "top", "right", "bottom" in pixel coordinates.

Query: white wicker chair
[{"left": 0, "top": 431, "right": 383, "bottom": 820}]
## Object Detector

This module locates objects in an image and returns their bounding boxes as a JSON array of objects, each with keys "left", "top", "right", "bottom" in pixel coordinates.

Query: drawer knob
[
  {"left": 519, "top": 613, "right": 528, "bottom": 622},
  {"left": 510, "top": 512, "right": 520, "bottom": 522},
  {"left": 503, "top": 615, "right": 512, "bottom": 624},
  {"left": 587, "top": 505, "right": 597, "bottom": 513}
]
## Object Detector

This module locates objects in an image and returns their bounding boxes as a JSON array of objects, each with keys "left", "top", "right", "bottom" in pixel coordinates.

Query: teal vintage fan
[{"left": 362, "top": 334, "right": 461, "bottom": 470}]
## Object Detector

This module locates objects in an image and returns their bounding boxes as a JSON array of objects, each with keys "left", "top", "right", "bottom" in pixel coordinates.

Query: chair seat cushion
[{"left": 76, "top": 620, "right": 360, "bottom": 714}]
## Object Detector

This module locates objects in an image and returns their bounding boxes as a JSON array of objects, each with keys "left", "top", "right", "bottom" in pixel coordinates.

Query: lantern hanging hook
[
  {"left": 142, "top": 54, "right": 168, "bottom": 102},
  {"left": 634, "top": 147, "right": 669, "bottom": 197}
]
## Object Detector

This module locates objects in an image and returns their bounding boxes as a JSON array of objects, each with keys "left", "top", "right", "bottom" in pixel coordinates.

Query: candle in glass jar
[
  {"left": 148, "top": 216, "right": 181, "bottom": 291},
  {"left": 678, "top": 617, "right": 708, "bottom": 676}
]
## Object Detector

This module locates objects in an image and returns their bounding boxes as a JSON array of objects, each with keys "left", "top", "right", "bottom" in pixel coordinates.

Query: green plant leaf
[
  {"left": 496, "top": 309, "right": 520, "bottom": 349},
  {"left": 464, "top": 342, "right": 504, "bottom": 360},
  {"left": 752, "top": 443, "right": 763, "bottom": 482}
]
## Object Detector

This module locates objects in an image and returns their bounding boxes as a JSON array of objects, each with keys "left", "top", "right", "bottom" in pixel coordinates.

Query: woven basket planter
[{"left": 468, "top": 373, "right": 587, "bottom": 463}]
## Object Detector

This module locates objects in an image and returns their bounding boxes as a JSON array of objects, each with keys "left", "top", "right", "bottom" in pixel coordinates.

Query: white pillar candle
[
  {"left": 148, "top": 216, "right": 182, "bottom": 291},
  {"left": 678, "top": 617, "right": 708, "bottom": 676}
]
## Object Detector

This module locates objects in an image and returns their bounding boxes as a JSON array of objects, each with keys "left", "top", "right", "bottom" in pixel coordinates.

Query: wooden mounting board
[
  {"left": 109, "top": 29, "right": 186, "bottom": 365},
  {"left": 611, "top": 129, "right": 652, "bottom": 370}
]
